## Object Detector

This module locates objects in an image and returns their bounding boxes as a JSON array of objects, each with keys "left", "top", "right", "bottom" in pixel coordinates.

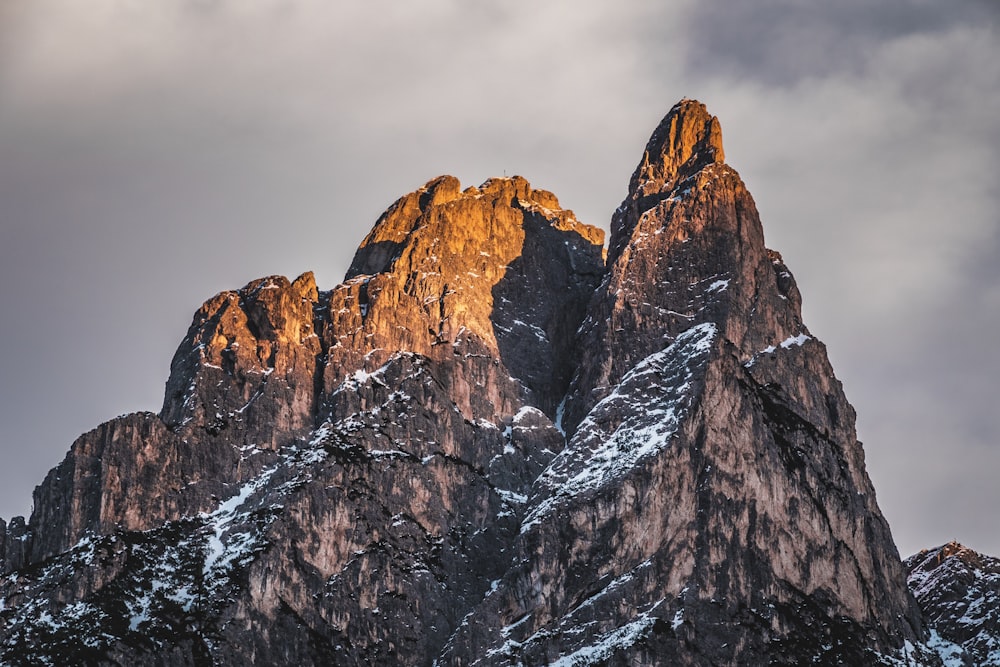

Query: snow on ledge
[
  {"left": 743, "top": 332, "right": 812, "bottom": 367},
  {"left": 780, "top": 333, "right": 811, "bottom": 349},
  {"left": 548, "top": 603, "right": 664, "bottom": 667}
]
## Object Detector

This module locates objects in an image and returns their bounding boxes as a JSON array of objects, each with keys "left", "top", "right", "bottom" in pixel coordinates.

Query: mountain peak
[
  {"left": 347, "top": 174, "right": 602, "bottom": 280},
  {"left": 911, "top": 540, "right": 993, "bottom": 574},
  {"left": 2, "top": 101, "right": 975, "bottom": 667},
  {"left": 905, "top": 542, "right": 1000, "bottom": 664},
  {"left": 630, "top": 98, "right": 725, "bottom": 198},
  {"left": 331, "top": 174, "right": 605, "bottom": 416}
]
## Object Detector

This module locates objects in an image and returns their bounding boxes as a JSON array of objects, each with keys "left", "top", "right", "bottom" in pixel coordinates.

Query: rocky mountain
[
  {"left": 0, "top": 99, "right": 987, "bottom": 665},
  {"left": 905, "top": 542, "right": 1000, "bottom": 665}
]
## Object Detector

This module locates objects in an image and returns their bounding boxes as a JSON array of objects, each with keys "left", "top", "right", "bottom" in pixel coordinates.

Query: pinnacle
[
  {"left": 939, "top": 541, "right": 977, "bottom": 561},
  {"left": 630, "top": 98, "right": 725, "bottom": 197}
]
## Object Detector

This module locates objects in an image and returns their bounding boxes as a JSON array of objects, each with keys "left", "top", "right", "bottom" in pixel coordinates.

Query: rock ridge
[{"left": 1, "top": 172, "right": 609, "bottom": 665}]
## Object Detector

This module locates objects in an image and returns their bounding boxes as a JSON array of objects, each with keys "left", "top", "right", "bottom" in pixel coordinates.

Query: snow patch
[
  {"left": 202, "top": 466, "right": 278, "bottom": 575},
  {"left": 496, "top": 488, "right": 528, "bottom": 506},
  {"left": 743, "top": 332, "right": 812, "bottom": 367},
  {"left": 548, "top": 606, "right": 662, "bottom": 667},
  {"left": 780, "top": 333, "right": 811, "bottom": 348},
  {"left": 927, "top": 630, "right": 968, "bottom": 667},
  {"left": 706, "top": 279, "right": 730, "bottom": 293},
  {"left": 554, "top": 395, "right": 568, "bottom": 437}
]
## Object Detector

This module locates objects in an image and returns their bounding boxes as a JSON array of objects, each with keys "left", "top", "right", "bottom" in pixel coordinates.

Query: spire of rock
[
  {"left": 571, "top": 99, "right": 802, "bottom": 433},
  {"left": 631, "top": 98, "right": 725, "bottom": 198},
  {"left": 607, "top": 100, "right": 726, "bottom": 270},
  {"left": 441, "top": 100, "right": 929, "bottom": 664}
]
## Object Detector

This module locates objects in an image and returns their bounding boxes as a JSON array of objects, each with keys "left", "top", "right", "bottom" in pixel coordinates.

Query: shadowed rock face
[{"left": 0, "top": 100, "right": 966, "bottom": 665}]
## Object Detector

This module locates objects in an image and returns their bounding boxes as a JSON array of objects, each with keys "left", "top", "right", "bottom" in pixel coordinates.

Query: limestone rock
[
  {"left": 28, "top": 412, "right": 235, "bottom": 564},
  {"left": 439, "top": 97, "right": 928, "bottom": 666},
  {"left": 325, "top": 173, "right": 604, "bottom": 417},
  {"left": 1, "top": 517, "right": 28, "bottom": 574}
]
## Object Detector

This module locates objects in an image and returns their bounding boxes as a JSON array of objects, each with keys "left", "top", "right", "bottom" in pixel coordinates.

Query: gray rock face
[
  {"left": 0, "top": 99, "right": 968, "bottom": 665},
  {"left": 28, "top": 412, "right": 236, "bottom": 565}
]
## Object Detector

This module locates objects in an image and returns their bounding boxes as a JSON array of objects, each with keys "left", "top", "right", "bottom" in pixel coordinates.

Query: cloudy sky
[{"left": 1, "top": 0, "right": 997, "bottom": 558}]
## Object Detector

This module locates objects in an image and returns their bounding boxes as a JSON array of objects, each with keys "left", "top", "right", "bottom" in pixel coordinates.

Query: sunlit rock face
[{"left": 0, "top": 100, "right": 970, "bottom": 665}]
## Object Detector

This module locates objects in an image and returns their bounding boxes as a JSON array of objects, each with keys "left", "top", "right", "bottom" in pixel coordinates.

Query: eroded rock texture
[{"left": 0, "top": 100, "right": 966, "bottom": 666}]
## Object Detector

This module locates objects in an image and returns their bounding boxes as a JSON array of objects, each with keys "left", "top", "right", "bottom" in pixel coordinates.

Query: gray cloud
[
  {"left": 1, "top": 0, "right": 997, "bottom": 557},
  {"left": 684, "top": 0, "right": 999, "bottom": 86}
]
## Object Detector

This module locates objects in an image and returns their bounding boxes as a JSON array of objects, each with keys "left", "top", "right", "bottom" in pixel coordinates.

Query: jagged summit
[
  {"left": 568, "top": 98, "right": 806, "bottom": 436},
  {"left": 608, "top": 100, "right": 729, "bottom": 265},
  {"left": 332, "top": 173, "right": 605, "bottom": 416},
  {"left": 0, "top": 100, "right": 974, "bottom": 666},
  {"left": 630, "top": 98, "right": 725, "bottom": 198},
  {"left": 347, "top": 174, "right": 602, "bottom": 279},
  {"left": 920, "top": 541, "right": 986, "bottom": 566}
]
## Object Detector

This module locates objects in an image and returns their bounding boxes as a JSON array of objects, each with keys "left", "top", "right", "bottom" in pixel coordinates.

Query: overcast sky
[{"left": 1, "top": 0, "right": 997, "bottom": 558}]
